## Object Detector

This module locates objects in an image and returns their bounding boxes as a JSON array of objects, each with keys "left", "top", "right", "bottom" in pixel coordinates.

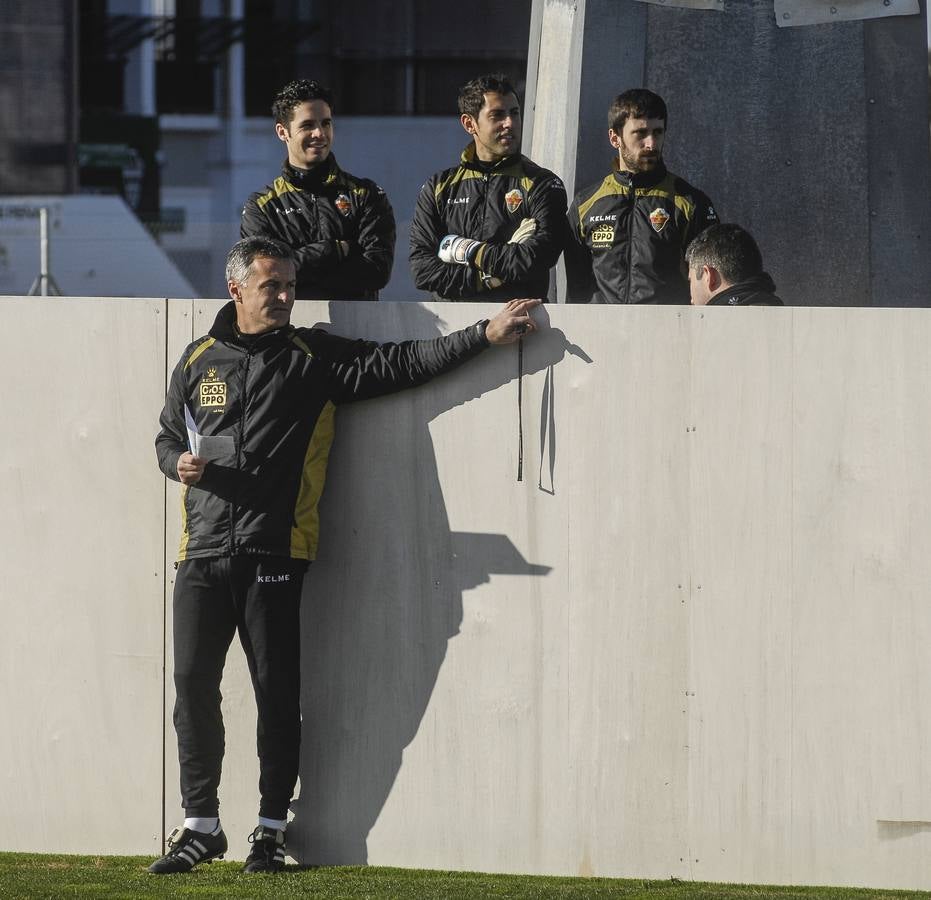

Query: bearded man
[{"left": 565, "top": 89, "right": 718, "bottom": 304}]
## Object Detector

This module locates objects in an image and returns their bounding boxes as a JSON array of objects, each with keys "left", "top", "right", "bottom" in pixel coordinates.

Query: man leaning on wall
[
  {"left": 240, "top": 79, "right": 395, "bottom": 301},
  {"left": 409, "top": 72, "right": 567, "bottom": 301},
  {"left": 686, "top": 223, "right": 784, "bottom": 307},
  {"left": 565, "top": 88, "right": 718, "bottom": 304},
  {"left": 150, "top": 235, "right": 541, "bottom": 876}
]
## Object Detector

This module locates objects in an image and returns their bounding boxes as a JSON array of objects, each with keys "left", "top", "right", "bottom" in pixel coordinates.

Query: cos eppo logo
[
  {"left": 591, "top": 224, "right": 615, "bottom": 245},
  {"left": 200, "top": 366, "right": 226, "bottom": 410}
]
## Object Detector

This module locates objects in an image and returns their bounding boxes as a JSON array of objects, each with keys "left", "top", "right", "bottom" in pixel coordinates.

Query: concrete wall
[{"left": 3, "top": 298, "right": 931, "bottom": 890}]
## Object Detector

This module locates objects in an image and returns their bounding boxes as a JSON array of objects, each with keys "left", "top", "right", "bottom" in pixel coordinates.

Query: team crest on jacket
[
  {"left": 504, "top": 189, "right": 523, "bottom": 214},
  {"left": 335, "top": 193, "right": 351, "bottom": 216},
  {"left": 649, "top": 207, "right": 670, "bottom": 233}
]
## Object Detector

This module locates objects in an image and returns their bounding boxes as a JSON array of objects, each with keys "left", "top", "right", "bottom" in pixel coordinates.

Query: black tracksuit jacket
[
  {"left": 240, "top": 155, "right": 395, "bottom": 301},
  {"left": 566, "top": 162, "right": 717, "bottom": 304},
  {"left": 409, "top": 144, "right": 567, "bottom": 302},
  {"left": 155, "top": 302, "right": 489, "bottom": 562}
]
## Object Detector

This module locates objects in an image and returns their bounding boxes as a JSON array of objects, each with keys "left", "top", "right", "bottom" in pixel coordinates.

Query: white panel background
[
  {"left": 0, "top": 298, "right": 166, "bottom": 854},
  {"left": 2, "top": 299, "right": 931, "bottom": 890}
]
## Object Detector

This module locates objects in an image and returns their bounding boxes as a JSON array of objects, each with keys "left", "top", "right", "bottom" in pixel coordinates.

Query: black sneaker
[
  {"left": 148, "top": 825, "right": 227, "bottom": 874},
  {"left": 242, "top": 825, "right": 286, "bottom": 873}
]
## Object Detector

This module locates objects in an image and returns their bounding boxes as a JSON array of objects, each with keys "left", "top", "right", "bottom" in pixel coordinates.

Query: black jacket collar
[
  {"left": 708, "top": 273, "right": 784, "bottom": 306},
  {"left": 209, "top": 301, "right": 295, "bottom": 345},
  {"left": 281, "top": 154, "right": 340, "bottom": 190},
  {"left": 459, "top": 143, "right": 525, "bottom": 176},
  {"left": 612, "top": 159, "right": 668, "bottom": 190}
]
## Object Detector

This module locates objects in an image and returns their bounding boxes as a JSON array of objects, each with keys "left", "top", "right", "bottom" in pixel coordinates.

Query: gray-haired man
[{"left": 152, "top": 236, "right": 540, "bottom": 874}]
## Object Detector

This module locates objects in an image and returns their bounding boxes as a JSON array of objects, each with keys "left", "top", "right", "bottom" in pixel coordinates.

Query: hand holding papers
[
  {"left": 179, "top": 405, "right": 235, "bottom": 485},
  {"left": 184, "top": 404, "right": 235, "bottom": 462}
]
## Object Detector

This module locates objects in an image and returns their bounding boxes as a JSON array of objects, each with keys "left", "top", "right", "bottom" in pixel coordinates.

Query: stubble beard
[{"left": 621, "top": 142, "right": 661, "bottom": 174}]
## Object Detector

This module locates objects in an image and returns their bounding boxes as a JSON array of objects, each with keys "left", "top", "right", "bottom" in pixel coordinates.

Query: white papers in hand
[
  {"left": 184, "top": 404, "right": 235, "bottom": 462},
  {"left": 184, "top": 405, "right": 202, "bottom": 457}
]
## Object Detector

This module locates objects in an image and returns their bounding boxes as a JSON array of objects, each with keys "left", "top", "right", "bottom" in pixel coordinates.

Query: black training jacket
[
  {"left": 708, "top": 274, "right": 784, "bottom": 306},
  {"left": 565, "top": 162, "right": 718, "bottom": 304},
  {"left": 155, "top": 302, "right": 489, "bottom": 562},
  {"left": 409, "top": 144, "right": 567, "bottom": 301},
  {"left": 240, "top": 155, "right": 395, "bottom": 301}
]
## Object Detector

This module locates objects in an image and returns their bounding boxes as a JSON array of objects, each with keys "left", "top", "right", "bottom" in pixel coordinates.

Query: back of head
[
  {"left": 226, "top": 237, "right": 295, "bottom": 285},
  {"left": 684, "top": 224, "right": 763, "bottom": 285},
  {"left": 458, "top": 73, "right": 517, "bottom": 118},
  {"left": 272, "top": 79, "right": 335, "bottom": 128},
  {"left": 608, "top": 88, "right": 667, "bottom": 132}
]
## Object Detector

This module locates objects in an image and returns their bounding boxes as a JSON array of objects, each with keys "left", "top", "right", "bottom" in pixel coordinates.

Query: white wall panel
[
  {"left": 685, "top": 307, "right": 794, "bottom": 883},
  {"left": 5, "top": 298, "right": 931, "bottom": 890},
  {"left": 788, "top": 309, "right": 931, "bottom": 888},
  {"left": 0, "top": 298, "right": 166, "bottom": 854}
]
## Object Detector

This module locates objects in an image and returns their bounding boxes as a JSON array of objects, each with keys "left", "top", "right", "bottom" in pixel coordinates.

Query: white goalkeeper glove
[
  {"left": 508, "top": 217, "right": 536, "bottom": 244},
  {"left": 437, "top": 234, "right": 481, "bottom": 266},
  {"left": 481, "top": 218, "right": 538, "bottom": 289}
]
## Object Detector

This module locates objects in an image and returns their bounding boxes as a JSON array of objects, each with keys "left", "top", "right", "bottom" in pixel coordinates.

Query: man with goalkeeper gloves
[{"left": 409, "top": 73, "right": 567, "bottom": 302}]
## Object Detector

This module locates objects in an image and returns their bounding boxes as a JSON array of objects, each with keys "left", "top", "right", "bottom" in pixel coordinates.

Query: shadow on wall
[{"left": 287, "top": 302, "right": 589, "bottom": 864}]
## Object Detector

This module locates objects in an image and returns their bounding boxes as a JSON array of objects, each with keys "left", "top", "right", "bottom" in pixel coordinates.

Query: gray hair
[
  {"left": 684, "top": 223, "right": 763, "bottom": 284},
  {"left": 225, "top": 237, "right": 295, "bottom": 285}
]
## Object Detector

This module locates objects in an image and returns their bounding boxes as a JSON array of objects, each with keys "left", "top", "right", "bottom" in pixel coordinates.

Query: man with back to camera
[
  {"left": 565, "top": 88, "right": 718, "bottom": 304},
  {"left": 150, "top": 236, "right": 540, "bottom": 875},
  {"left": 686, "top": 223, "right": 784, "bottom": 306},
  {"left": 240, "top": 79, "right": 395, "bottom": 300},
  {"left": 409, "top": 73, "right": 567, "bottom": 301}
]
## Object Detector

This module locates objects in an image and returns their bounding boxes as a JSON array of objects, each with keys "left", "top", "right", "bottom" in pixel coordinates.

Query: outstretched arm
[{"left": 319, "top": 299, "right": 544, "bottom": 403}]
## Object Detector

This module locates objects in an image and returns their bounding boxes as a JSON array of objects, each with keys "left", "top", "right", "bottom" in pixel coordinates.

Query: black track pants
[{"left": 172, "top": 556, "right": 306, "bottom": 820}]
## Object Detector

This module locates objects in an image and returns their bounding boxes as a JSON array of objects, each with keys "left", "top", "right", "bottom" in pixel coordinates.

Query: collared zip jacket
[
  {"left": 708, "top": 273, "right": 784, "bottom": 306},
  {"left": 156, "top": 302, "right": 489, "bottom": 562},
  {"left": 566, "top": 162, "right": 718, "bottom": 304},
  {"left": 409, "top": 144, "right": 567, "bottom": 301},
  {"left": 240, "top": 155, "right": 395, "bottom": 301}
]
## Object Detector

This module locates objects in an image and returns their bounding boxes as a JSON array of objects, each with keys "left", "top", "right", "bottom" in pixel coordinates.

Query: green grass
[{"left": 0, "top": 854, "right": 928, "bottom": 900}]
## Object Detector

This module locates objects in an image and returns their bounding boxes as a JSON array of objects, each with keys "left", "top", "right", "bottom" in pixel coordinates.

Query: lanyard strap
[{"left": 517, "top": 337, "right": 523, "bottom": 482}]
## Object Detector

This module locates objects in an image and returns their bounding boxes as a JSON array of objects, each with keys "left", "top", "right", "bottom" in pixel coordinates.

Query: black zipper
[
  {"left": 625, "top": 183, "right": 636, "bottom": 304},
  {"left": 480, "top": 173, "right": 490, "bottom": 233},
  {"left": 478, "top": 173, "right": 490, "bottom": 291},
  {"left": 231, "top": 346, "right": 254, "bottom": 554}
]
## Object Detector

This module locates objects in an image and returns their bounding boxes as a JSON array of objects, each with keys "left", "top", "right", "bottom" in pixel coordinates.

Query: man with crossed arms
[{"left": 410, "top": 73, "right": 567, "bottom": 302}]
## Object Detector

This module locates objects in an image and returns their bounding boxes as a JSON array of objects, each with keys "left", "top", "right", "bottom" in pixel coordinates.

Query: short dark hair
[
  {"left": 226, "top": 237, "right": 295, "bottom": 285},
  {"left": 608, "top": 88, "right": 667, "bottom": 133},
  {"left": 685, "top": 224, "right": 764, "bottom": 285},
  {"left": 272, "top": 79, "right": 334, "bottom": 128},
  {"left": 458, "top": 73, "right": 518, "bottom": 118}
]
